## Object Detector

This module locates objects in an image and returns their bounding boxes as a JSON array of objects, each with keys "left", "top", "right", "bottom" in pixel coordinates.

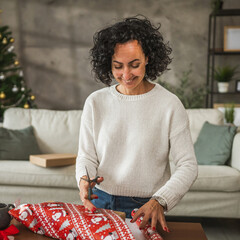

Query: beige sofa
[{"left": 0, "top": 108, "right": 239, "bottom": 218}]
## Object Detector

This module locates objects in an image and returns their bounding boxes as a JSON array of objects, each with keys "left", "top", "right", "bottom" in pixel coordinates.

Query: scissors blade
[
  {"left": 85, "top": 166, "right": 91, "bottom": 182},
  {"left": 85, "top": 166, "right": 92, "bottom": 200}
]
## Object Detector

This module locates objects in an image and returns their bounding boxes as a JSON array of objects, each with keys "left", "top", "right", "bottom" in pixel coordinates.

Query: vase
[{"left": 218, "top": 82, "right": 229, "bottom": 93}]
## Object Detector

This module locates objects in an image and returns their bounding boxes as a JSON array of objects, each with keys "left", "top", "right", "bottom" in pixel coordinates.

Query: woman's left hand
[{"left": 130, "top": 199, "right": 170, "bottom": 233}]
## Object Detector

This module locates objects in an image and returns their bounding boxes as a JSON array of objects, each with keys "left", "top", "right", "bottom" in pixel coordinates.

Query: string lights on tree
[{"left": 0, "top": 24, "right": 37, "bottom": 120}]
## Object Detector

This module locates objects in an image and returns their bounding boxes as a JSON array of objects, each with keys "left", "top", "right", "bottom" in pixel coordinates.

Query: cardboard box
[
  {"left": 114, "top": 211, "right": 126, "bottom": 221},
  {"left": 30, "top": 154, "right": 77, "bottom": 167}
]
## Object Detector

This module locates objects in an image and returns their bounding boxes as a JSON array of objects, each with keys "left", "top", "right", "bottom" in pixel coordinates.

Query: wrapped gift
[{"left": 9, "top": 202, "right": 135, "bottom": 240}]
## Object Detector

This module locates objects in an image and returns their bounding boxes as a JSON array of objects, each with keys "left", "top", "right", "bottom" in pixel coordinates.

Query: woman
[{"left": 76, "top": 16, "right": 198, "bottom": 233}]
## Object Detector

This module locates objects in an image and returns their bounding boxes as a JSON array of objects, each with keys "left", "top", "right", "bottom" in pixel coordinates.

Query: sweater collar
[{"left": 109, "top": 81, "right": 160, "bottom": 101}]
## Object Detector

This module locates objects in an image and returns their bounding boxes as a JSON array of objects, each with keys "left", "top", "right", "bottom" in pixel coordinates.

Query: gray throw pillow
[
  {"left": 0, "top": 126, "right": 41, "bottom": 160},
  {"left": 194, "top": 121, "right": 237, "bottom": 165}
]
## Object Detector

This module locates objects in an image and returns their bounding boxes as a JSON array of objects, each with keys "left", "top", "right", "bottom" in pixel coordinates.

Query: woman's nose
[{"left": 122, "top": 67, "right": 132, "bottom": 80}]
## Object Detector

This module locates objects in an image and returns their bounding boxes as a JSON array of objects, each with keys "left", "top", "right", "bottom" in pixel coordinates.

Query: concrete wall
[{"left": 1, "top": 0, "right": 240, "bottom": 110}]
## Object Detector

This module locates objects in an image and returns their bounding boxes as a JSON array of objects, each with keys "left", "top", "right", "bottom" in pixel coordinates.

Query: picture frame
[
  {"left": 236, "top": 80, "right": 240, "bottom": 92},
  {"left": 224, "top": 26, "right": 240, "bottom": 52}
]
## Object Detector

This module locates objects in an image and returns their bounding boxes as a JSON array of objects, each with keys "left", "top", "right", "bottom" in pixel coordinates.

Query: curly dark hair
[{"left": 90, "top": 15, "right": 172, "bottom": 86}]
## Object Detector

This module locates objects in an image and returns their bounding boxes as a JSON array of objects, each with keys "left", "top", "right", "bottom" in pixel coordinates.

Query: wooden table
[
  {"left": 159, "top": 221, "right": 208, "bottom": 240},
  {"left": 12, "top": 219, "right": 208, "bottom": 240}
]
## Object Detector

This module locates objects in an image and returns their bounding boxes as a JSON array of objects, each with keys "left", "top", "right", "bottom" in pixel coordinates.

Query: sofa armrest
[{"left": 230, "top": 132, "right": 240, "bottom": 171}]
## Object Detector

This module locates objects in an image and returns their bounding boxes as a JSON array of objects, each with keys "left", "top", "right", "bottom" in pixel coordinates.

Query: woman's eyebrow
[{"left": 112, "top": 59, "right": 140, "bottom": 64}]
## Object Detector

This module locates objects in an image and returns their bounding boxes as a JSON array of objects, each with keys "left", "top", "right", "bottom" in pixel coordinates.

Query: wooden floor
[{"left": 166, "top": 216, "right": 240, "bottom": 240}]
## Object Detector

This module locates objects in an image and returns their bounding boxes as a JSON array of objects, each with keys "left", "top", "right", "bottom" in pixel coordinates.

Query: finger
[
  {"left": 139, "top": 214, "right": 150, "bottom": 229},
  {"left": 84, "top": 199, "right": 97, "bottom": 213},
  {"left": 151, "top": 213, "right": 158, "bottom": 231},
  {"left": 130, "top": 208, "right": 143, "bottom": 223},
  {"left": 90, "top": 177, "right": 104, "bottom": 188},
  {"left": 97, "top": 176, "right": 104, "bottom": 184},
  {"left": 91, "top": 194, "right": 99, "bottom": 199},
  {"left": 158, "top": 211, "right": 170, "bottom": 232}
]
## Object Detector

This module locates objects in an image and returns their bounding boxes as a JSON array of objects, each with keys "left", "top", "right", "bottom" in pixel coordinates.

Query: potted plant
[
  {"left": 214, "top": 65, "right": 238, "bottom": 93},
  {"left": 157, "top": 65, "right": 207, "bottom": 109},
  {"left": 211, "top": 0, "right": 224, "bottom": 12},
  {"left": 224, "top": 103, "right": 235, "bottom": 125}
]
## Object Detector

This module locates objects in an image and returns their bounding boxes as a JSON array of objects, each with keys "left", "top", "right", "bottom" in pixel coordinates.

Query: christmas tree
[{"left": 0, "top": 25, "right": 37, "bottom": 121}]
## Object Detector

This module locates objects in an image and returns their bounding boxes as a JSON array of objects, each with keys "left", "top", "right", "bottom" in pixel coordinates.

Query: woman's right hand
[{"left": 79, "top": 175, "right": 104, "bottom": 212}]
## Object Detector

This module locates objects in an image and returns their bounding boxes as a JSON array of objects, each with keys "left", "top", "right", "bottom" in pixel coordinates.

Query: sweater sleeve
[
  {"left": 153, "top": 103, "right": 198, "bottom": 211},
  {"left": 75, "top": 98, "right": 99, "bottom": 189}
]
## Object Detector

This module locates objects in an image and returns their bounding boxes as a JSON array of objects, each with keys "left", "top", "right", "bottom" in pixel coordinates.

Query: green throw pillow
[
  {"left": 194, "top": 121, "right": 237, "bottom": 165},
  {"left": 0, "top": 126, "right": 41, "bottom": 160}
]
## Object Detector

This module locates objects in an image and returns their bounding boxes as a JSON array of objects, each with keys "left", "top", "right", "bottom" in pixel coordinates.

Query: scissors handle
[{"left": 88, "top": 186, "right": 93, "bottom": 200}]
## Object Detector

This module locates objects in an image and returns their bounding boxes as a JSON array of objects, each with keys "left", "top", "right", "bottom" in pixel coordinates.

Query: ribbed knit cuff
[{"left": 153, "top": 187, "right": 182, "bottom": 212}]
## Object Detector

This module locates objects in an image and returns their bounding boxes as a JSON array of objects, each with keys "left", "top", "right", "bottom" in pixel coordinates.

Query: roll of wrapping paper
[{"left": 131, "top": 209, "right": 164, "bottom": 240}]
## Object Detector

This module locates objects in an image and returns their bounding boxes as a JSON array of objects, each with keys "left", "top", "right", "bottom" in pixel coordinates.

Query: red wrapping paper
[
  {"left": 9, "top": 202, "right": 135, "bottom": 240},
  {"left": 131, "top": 209, "right": 163, "bottom": 240}
]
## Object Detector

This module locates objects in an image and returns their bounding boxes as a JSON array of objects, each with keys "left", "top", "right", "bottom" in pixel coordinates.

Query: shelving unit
[{"left": 206, "top": 9, "right": 240, "bottom": 108}]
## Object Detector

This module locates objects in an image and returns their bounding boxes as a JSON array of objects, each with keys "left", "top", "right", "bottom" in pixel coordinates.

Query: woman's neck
[{"left": 116, "top": 80, "right": 155, "bottom": 95}]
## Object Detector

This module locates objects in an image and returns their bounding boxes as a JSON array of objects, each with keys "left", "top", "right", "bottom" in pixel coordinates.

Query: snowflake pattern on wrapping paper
[{"left": 9, "top": 202, "right": 135, "bottom": 240}]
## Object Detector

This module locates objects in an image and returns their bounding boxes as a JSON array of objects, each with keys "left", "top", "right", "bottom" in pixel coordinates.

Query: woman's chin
[
  {"left": 122, "top": 77, "right": 139, "bottom": 87},
  {"left": 123, "top": 81, "right": 135, "bottom": 87}
]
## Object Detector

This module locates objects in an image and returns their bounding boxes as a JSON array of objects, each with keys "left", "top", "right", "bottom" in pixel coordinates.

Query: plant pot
[
  {"left": 218, "top": 82, "right": 229, "bottom": 93},
  {"left": 225, "top": 122, "right": 235, "bottom": 126},
  {"left": 212, "top": 0, "right": 224, "bottom": 11}
]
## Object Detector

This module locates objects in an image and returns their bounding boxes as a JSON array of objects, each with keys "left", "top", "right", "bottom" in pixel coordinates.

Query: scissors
[{"left": 81, "top": 166, "right": 100, "bottom": 200}]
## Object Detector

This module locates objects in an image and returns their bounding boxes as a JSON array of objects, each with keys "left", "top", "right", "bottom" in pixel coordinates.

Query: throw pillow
[
  {"left": 9, "top": 202, "right": 135, "bottom": 240},
  {"left": 194, "top": 121, "right": 237, "bottom": 165},
  {"left": 0, "top": 126, "right": 41, "bottom": 160}
]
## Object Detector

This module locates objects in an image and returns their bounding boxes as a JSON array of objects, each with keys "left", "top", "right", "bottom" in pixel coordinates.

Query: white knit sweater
[{"left": 76, "top": 82, "right": 198, "bottom": 211}]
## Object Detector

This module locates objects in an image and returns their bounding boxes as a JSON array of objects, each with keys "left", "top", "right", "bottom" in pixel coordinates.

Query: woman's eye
[
  {"left": 113, "top": 64, "right": 139, "bottom": 69},
  {"left": 132, "top": 65, "right": 140, "bottom": 68},
  {"left": 114, "top": 66, "right": 122, "bottom": 69}
]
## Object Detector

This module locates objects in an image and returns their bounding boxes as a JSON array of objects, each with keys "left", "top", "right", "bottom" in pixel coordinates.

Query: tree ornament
[
  {"left": 12, "top": 85, "right": 19, "bottom": 92},
  {"left": 24, "top": 103, "right": 29, "bottom": 109},
  {"left": 0, "top": 73, "right": 5, "bottom": 81},
  {"left": 30, "top": 95, "right": 35, "bottom": 100},
  {"left": 8, "top": 46, "right": 14, "bottom": 52},
  {"left": 0, "top": 92, "right": 6, "bottom": 99},
  {"left": 2, "top": 38, "right": 7, "bottom": 44},
  {"left": 0, "top": 25, "right": 37, "bottom": 118}
]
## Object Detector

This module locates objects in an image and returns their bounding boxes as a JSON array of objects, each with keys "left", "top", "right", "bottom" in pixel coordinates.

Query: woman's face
[{"left": 111, "top": 40, "right": 148, "bottom": 94}]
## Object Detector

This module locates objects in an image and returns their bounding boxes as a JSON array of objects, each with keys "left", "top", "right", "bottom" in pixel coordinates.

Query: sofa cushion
[
  {"left": 186, "top": 109, "right": 224, "bottom": 143},
  {"left": 0, "top": 126, "right": 41, "bottom": 160},
  {"left": 3, "top": 108, "right": 82, "bottom": 154},
  {"left": 170, "top": 163, "right": 240, "bottom": 192},
  {"left": 190, "top": 165, "right": 240, "bottom": 192},
  {"left": 0, "top": 161, "right": 77, "bottom": 189},
  {"left": 230, "top": 132, "right": 240, "bottom": 171},
  {"left": 194, "top": 122, "right": 237, "bottom": 165}
]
